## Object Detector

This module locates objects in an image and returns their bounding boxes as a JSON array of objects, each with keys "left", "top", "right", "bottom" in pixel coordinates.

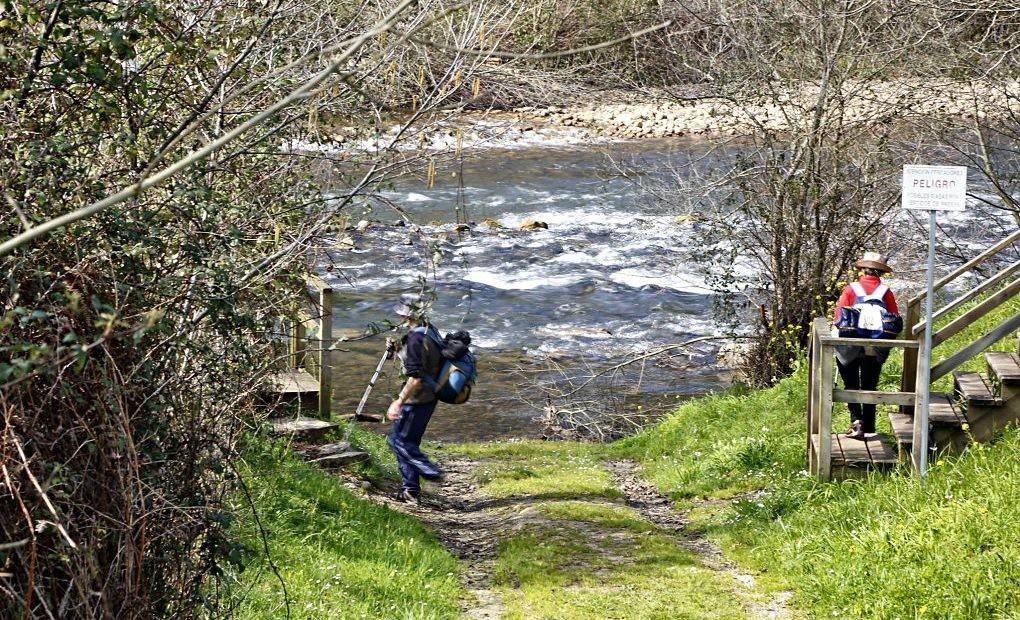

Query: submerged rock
[{"left": 520, "top": 219, "right": 549, "bottom": 230}]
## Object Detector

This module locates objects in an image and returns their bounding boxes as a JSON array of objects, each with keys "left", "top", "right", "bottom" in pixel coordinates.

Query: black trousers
[{"left": 836, "top": 356, "right": 882, "bottom": 433}]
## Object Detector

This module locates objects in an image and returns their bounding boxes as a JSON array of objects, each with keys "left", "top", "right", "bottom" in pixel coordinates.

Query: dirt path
[
  {"left": 606, "top": 460, "right": 792, "bottom": 620},
  {"left": 334, "top": 452, "right": 790, "bottom": 619}
]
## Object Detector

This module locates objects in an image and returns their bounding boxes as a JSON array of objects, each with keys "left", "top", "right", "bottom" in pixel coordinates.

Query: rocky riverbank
[{"left": 512, "top": 80, "right": 1018, "bottom": 140}]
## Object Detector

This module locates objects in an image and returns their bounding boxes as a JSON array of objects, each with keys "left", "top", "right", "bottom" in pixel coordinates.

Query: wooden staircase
[{"left": 807, "top": 230, "right": 1020, "bottom": 480}]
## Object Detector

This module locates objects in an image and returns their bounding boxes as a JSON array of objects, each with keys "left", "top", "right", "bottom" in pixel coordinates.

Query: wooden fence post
[
  {"left": 817, "top": 341, "right": 834, "bottom": 481},
  {"left": 317, "top": 285, "right": 333, "bottom": 420},
  {"left": 900, "top": 297, "right": 921, "bottom": 414},
  {"left": 290, "top": 315, "right": 306, "bottom": 370}
]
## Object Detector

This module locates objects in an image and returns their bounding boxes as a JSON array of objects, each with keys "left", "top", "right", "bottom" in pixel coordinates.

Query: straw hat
[
  {"left": 854, "top": 251, "right": 892, "bottom": 273},
  {"left": 392, "top": 293, "right": 429, "bottom": 319}
]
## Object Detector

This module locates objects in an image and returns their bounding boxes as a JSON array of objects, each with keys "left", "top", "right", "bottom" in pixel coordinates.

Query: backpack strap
[
  {"left": 869, "top": 284, "right": 888, "bottom": 302},
  {"left": 849, "top": 282, "right": 866, "bottom": 302}
]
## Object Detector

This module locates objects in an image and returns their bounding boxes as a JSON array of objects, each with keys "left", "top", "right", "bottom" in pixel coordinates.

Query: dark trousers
[
  {"left": 387, "top": 400, "right": 441, "bottom": 492},
  {"left": 836, "top": 356, "right": 882, "bottom": 433}
]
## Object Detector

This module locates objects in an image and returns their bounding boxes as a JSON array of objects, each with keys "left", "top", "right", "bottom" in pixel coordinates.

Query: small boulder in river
[
  {"left": 520, "top": 219, "right": 549, "bottom": 231},
  {"left": 454, "top": 223, "right": 471, "bottom": 232},
  {"left": 355, "top": 219, "right": 371, "bottom": 233}
]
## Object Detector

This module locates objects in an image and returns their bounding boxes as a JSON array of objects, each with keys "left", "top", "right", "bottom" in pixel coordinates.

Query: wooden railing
[
  {"left": 809, "top": 231, "right": 1020, "bottom": 479},
  {"left": 898, "top": 230, "right": 1020, "bottom": 468},
  {"left": 807, "top": 318, "right": 919, "bottom": 480},
  {"left": 279, "top": 275, "right": 334, "bottom": 419}
]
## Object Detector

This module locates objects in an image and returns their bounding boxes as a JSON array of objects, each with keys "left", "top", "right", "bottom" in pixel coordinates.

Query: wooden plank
[
  {"left": 986, "top": 351, "right": 1020, "bottom": 385},
  {"left": 832, "top": 390, "right": 916, "bottom": 406},
  {"left": 930, "top": 393, "right": 967, "bottom": 426},
  {"left": 290, "top": 318, "right": 306, "bottom": 370},
  {"left": 888, "top": 411, "right": 914, "bottom": 445},
  {"left": 267, "top": 370, "right": 319, "bottom": 395},
  {"left": 909, "top": 230, "right": 1020, "bottom": 305},
  {"left": 318, "top": 287, "right": 333, "bottom": 420},
  {"left": 306, "top": 274, "right": 334, "bottom": 294},
  {"left": 931, "top": 311, "right": 1020, "bottom": 381},
  {"left": 812, "top": 432, "right": 899, "bottom": 467},
  {"left": 819, "top": 335, "right": 919, "bottom": 348},
  {"left": 818, "top": 344, "right": 834, "bottom": 481},
  {"left": 931, "top": 278, "right": 1020, "bottom": 346},
  {"left": 914, "top": 259, "right": 1020, "bottom": 334},
  {"left": 900, "top": 298, "right": 921, "bottom": 415},
  {"left": 954, "top": 371, "right": 1002, "bottom": 405}
]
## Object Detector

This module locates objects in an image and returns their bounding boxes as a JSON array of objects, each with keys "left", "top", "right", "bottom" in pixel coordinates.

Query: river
[{"left": 312, "top": 137, "right": 1015, "bottom": 442}]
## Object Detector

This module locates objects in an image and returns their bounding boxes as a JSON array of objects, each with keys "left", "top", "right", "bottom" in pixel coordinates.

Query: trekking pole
[{"left": 352, "top": 345, "right": 393, "bottom": 425}]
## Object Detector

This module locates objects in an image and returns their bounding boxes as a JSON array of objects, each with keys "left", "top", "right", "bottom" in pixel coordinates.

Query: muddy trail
[{"left": 329, "top": 449, "right": 791, "bottom": 620}]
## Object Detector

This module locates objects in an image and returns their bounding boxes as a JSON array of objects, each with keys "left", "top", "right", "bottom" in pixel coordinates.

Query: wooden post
[
  {"left": 818, "top": 341, "right": 834, "bottom": 481},
  {"left": 290, "top": 315, "right": 306, "bottom": 370},
  {"left": 807, "top": 319, "right": 826, "bottom": 475},
  {"left": 900, "top": 298, "right": 921, "bottom": 414},
  {"left": 317, "top": 285, "right": 333, "bottom": 420},
  {"left": 910, "top": 327, "right": 928, "bottom": 472}
]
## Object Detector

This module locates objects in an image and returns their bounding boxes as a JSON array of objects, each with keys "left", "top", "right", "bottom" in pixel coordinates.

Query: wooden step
[
  {"left": 929, "top": 392, "right": 968, "bottom": 426},
  {"left": 985, "top": 351, "right": 1020, "bottom": 385},
  {"left": 888, "top": 411, "right": 913, "bottom": 446},
  {"left": 267, "top": 370, "right": 319, "bottom": 396},
  {"left": 811, "top": 432, "right": 899, "bottom": 468},
  {"left": 954, "top": 372, "right": 1003, "bottom": 406}
]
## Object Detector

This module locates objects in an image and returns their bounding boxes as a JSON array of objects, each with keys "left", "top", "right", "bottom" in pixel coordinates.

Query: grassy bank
[
  {"left": 610, "top": 296, "right": 1020, "bottom": 618},
  {"left": 224, "top": 439, "right": 462, "bottom": 619}
]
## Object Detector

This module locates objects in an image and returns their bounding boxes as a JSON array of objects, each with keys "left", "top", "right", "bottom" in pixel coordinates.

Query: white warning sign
[{"left": 902, "top": 165, "right": 968, "bottom": 211}]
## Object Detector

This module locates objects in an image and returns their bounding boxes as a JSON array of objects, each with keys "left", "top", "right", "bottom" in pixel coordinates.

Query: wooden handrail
[
  {"left": 908, "top": 229, "right": 1020, "bottom": 305},
  {"left": 912, "top": 259, "right": 1020, "bottom": 335},
  {"left": 930, "top": 278, "right": 1020, "bottom": 346},
  {"left": 832, "top": 390, "right": 916, "bottom": 406},
  {"left": 930, "top": 311, "right": 1020, "bottom": 381},
  {"left": 818, "top": 335, "right": 919, "bottom": 348}
]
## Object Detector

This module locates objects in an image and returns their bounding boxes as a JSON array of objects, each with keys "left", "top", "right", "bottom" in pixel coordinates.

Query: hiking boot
[
  {"left": 845, "top": 420, "right": 866, "bottom": 441},
  {"left": 393, "top": 488, "right": 421, "bottom": 504}
]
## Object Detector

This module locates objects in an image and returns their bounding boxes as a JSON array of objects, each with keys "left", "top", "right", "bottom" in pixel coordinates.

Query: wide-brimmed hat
[
  {"left": 392, "top": 293, "right": 429, "bottom": 319},
  {"left": 854, "top": 251, "right": 892, "bottom": 273}
]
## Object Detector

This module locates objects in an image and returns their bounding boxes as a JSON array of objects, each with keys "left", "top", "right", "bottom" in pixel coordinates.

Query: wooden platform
[
  {"left": 812, "top": 432, "right": 898, "bottom": 468},
  {"left": 267, "top": 370, "right": 319, "bottom": 395}
]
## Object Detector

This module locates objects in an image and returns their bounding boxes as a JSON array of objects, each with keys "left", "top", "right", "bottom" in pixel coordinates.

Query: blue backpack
[
  {"left": 835, "top": 283, "right": 903, "bottom": 339},
  {"left": 414, "top": 326, "right": 477, "bottom": 404}
]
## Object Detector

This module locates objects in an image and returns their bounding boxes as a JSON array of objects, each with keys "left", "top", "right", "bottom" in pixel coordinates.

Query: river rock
[
  {"left": 520, "top": 219, "right": 549, "bottom": 230},
  {"left": 454, "top": 223, "right": 471, "bottom": 232},
  {"left": 355, "top": 219, "right": 371, "bottom": 233}
]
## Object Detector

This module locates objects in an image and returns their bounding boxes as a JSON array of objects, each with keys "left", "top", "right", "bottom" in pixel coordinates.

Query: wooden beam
[
  {"left": 317, "top": 286, "right": 334, "bottom": 420},
  {"left": 819, "top": 335, "right": 919, "bottom": 348},
  {"left": 909, "top": 230, "right": 1020, "bottom": 305},
  {"left": 832, "top": 390, "right": 916, "bottom": 406},
  {"left": 900, "top": 298, "right": 921, "bottom": 415},
  {"left": 931, "top": 311, "right": 1020, "bottom": 381},
  {"left": 913, "top": 260, "right": 1020, "bottom": 334},
  {"left": 930, "top": 278, "right": 1020, "bottom": 346},
  {"left": 290, "top": 318, "right": 306, "bottom": 370},
  {"left": 818, "top": 343, "right": 834, "bottom": 481}
]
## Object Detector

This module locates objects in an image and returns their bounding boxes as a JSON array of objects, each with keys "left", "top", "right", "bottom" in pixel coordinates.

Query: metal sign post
[{"left": 902, "top": 164, "right": 968, "bottom": 481}]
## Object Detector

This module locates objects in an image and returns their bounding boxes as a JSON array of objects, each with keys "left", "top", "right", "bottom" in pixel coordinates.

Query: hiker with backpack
[
  {"left": 386, "top": 294, "right": 476, "bottom": 503},
  {"left": 832, "top": 252, "right": 903, "bottom": 440}
]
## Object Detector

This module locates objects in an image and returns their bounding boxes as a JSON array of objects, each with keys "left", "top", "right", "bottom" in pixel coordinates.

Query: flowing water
[{"left": 313, "top": 137, "right": 1015, "bottom": 441}]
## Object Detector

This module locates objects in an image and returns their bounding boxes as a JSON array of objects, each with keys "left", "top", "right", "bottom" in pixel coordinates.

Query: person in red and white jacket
[{"left": 832, "top": 252, "right": 900, "bottom": 440}]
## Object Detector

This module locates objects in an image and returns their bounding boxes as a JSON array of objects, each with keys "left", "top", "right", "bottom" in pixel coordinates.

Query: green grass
[
  {"left": 224, "top": 442, "right": 462, "bottom": 619},
  {"left": 450, "top": 441, "right": 621, "bottom": 500},
  {"left": 609, "top": 294, "right": 1020, "bottom": 618},
  {"left": 482, "top": 471, "right": 750, "bottom": 620}
]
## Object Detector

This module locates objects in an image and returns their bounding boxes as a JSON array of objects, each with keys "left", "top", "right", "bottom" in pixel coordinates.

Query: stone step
[
  {"left": 954, "top": 371, "right": 1003, "bottom": 407},
  {"left": 985, "top": 351, "right": 1020, "bottom": 385},
  {"left": 270, "top": 416, "right": 339, "bottom": 441}
]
